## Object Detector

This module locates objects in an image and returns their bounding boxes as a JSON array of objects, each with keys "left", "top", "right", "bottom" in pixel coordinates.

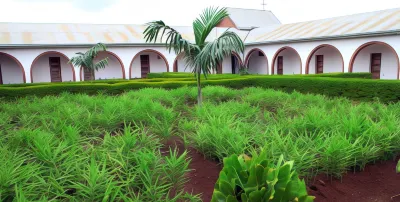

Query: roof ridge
[{"left": 226, "top": 7, "right": 272, "bottom": 12}]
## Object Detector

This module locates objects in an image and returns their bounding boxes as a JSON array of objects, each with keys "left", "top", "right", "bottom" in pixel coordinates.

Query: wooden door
[
  {"left": 0, "top": 64, "right": 3, "bottom": 84},
  {"left": 140, "top": 55, "right": 150, "bottom": 78},
  {"left": 316, "top": 55, "right": 324, "bottom": 74},
  {"left": 217, "top": 63, "right": 222, "bottom": 74},
  {"left": 173, "top": 60, "right": 178, "bottom": 72},
  {"left": 83, "top": 67, "right": 95, "bottom": 81},
  {"left": 370, "top": 53, "right": 381, "bottom": 79},
  {"left": 49, "top": 57, "right": 62, "bottom": 82},
  {"left": 277, "top": 56, "right": 283, "bottom": 75}
]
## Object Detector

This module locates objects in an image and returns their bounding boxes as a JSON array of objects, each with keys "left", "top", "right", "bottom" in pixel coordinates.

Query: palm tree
[
  {"left": 143, "top": 7, "right": 244, "bottom": 106},
  {"left": 69, "top": 43, "right": 109, "bottom": 80}
]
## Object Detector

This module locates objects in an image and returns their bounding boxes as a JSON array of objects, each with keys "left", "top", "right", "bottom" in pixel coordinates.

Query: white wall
[
  {"left": 221, "top": 55, "right": 241, "bottom": 74},
  {"left": 247, "top": 51, "right": 268, "bottom": 74},
  {"left": 0, "top": 47, "right": 177, "bottom": 83},
  {"left": 309, "top": 46, "right": 343, "bottom": 74},
  {"left": 0, "top": 54, "right": 24, "bottom": 84},
  {"left": 130, "top": 51, "right": 168, "bottom": 78},
  {"left": 353, "top": 44, "right": 398, "bottom": 79},
  {"left": 274, "top": 49, "right": 301, "bottom": 75},
  {"left": 31, "top": 53, "right": 74, "bottom": 83},
  {"left": 0, "top": 34, "right": 399, "bottom": 84},
  {"left": 91, "top": 52, "right": 124, "bottom": 80},
  {"left": 245, "top": 35, "right": 400, "bottom": 79},
  {"left": 221, "top": 56, "right": 233, "bottom": 74}
]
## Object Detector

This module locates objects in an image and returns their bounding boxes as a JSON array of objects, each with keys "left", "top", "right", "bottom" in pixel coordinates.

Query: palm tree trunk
[{"left": 196, "top": 70, "right": 202, "bottom": 107}]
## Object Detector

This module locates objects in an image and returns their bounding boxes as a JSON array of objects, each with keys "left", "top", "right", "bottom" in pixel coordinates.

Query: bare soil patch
[
  {"left": 309, "top": 158, "right": 400, "bottom": 202},
  {"left": 162, "top": 137, "right": 221, "bottom": 202}
]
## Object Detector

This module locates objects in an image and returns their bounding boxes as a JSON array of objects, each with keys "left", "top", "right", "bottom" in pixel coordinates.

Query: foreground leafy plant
[
  {"left": 211, "top": 151, "right": 314, "bottom": 202},
  {"left": 2, "top": 86, "right": 400, "bottom": 200}
]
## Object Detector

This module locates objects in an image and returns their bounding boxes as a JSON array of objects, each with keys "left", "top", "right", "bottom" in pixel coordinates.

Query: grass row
[
  {"left": 1, "top": 73, "right": 400, "bottom": 103},
  {"left": 1, "top": 86, "right": 399, "bottom": 200},
  {"left": 1, "top": 72, "right": 371, "bottom": 88}
]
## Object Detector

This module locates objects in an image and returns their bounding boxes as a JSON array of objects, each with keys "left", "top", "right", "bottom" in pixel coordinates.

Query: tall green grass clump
[
  {"left": 179, "top": 86, "right": 400, "bottom": 179},
  {"left": 1, "top": 86, "right": 400, "bottom": 200}
]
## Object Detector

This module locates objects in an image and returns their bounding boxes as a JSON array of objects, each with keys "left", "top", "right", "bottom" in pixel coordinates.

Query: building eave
[
  {"left": 245, "top": 29, "right": 400, "bottom": 46},
  {"left": 0, "top": 43, "right": 167, "bottom": 49},
  {"left": 0, "top": 30, "right": 399, "bottom": 48}
]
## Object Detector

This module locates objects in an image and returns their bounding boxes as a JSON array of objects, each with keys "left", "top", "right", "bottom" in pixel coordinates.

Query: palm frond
[
  {"left": 194, "top": 30, "right": 244, "bottom": 76},
  {"left": 88, "top": 43, "right": 107, "bottom": 58},
  {"left": 94, "top": 58, "right": 109, "bottom": 71},
  {"left": 193, "top": 7, "right": 229, "bottom": 46},
  {"left": 69, "top": 43, "right": 108, "bottom": 71},
  {"left": 143, "top": 21, "right": 194, "bottom": 55}
]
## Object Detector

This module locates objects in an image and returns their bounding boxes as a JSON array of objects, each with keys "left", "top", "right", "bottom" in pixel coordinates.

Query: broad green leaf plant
[
  {"left": 212, "top": 150, "right": 315, "bottom": 202},
  {"left": 143, "top": 7, "right": 244, "bottom": 106},
  {"left": 69, "top": 43, "right": 109, "bottom": 74}
]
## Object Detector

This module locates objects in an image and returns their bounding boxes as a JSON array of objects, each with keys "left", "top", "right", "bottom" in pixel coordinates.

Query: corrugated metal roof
[
  {"left": 0, "top": 23, "right": 250, "bottom": 45},
  {"left": 226, "top": 8, "right": 281, "bottom": 30},
  {"left": 0, "top": 7, "right": 399, "bottom": 46},
  {"left": 247, "top": 7, "right": 400, "bottom": 43}
]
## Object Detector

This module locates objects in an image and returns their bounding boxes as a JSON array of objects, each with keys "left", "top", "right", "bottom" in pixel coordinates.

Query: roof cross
[{"left": 261, "top": 0, "right": 267, "bottom": 10}]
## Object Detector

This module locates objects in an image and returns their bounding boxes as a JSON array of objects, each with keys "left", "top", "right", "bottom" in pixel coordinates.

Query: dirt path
[
  {"left": 161, "top": 137, "right": 221, "bottom": 202},
  {"left": 309, "top": 158, "right": 400, "bottom": 202}
]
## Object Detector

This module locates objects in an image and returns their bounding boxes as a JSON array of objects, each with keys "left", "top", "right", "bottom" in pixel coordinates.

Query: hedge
[
  {"left": 147, "top": 72, "right": 242, "bottom": 79},
  {"left": 301, "top": 72, "right": 372, "bottom": 79},
  {"left": 1, "top": 76, "right": 400, "bottom": 103},
  {"left": 147, "top": 72, "right": 372, "bottom": 79},
  {"left": 1, "top": 73, "right": 372, "bottom": 88},
  {"left": 3, "top": 79, "right": 130, "bottom": 88}
]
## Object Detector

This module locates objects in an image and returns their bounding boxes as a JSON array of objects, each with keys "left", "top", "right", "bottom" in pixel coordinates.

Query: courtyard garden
[{"left": 1, "top": 78, "right": 400, "bottom": 201}]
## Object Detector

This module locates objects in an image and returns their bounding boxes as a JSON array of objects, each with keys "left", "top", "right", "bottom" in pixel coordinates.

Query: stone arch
[
  {"left": 271, "top": 46, "right": 302, "bottom": 75},
  {"left": 79, "top": 51, "right": 125, "bottom": 81},
  {"left": 349, "top": 41, "right": 400, "bottom": 79},
  {"left": 0, "top": 52, "right": 26, "bottom": 84},
  {"left": 30, "top": 51, "right": 76, "bottom": 83},
  {"left": 305, "top": 44, "right": 344, "bottom": 74},
  {"left": 244, "top": 48, "right": 269, "bottom": 74},
  {"left": 129, "top": 49, "right": 169, "bottom": 78},
  {"left": 218, "top": 52, "right": 243, "bottom": 74}
]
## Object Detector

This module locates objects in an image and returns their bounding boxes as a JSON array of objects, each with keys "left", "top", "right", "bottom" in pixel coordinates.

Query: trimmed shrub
[
  {"left": 302, "top": 72, "right": 372, "bottom": 79},
  {"left": 148, "top": 72, "right": 372, "bottom": 79},
  {"left": 3, "top": 79, "right": 130, "bottom": 88},
  {"left": 1, "top": 75, "right": 400, "bottom": 103},
  {"left": 147, "top": 72, "right": 241, "bottom": 79}
]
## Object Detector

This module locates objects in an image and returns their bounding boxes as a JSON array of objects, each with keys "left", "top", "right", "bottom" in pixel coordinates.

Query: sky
[{"left": 1, "top": 0, "right": 399, "bottom": 25}]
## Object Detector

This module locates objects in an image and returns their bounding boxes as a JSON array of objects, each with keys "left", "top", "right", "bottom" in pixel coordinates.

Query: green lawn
[{"left": 1, "top": 86, "right": 399, "bottom": 201}]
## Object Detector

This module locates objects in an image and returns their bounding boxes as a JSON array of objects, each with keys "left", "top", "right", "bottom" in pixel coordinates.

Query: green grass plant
[{"left": 1, "top": 86, "right": 399, "bottom": 200}]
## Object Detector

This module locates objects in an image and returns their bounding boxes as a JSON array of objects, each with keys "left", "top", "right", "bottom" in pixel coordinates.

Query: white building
[{"left": 0, "top": 7, "right": 399, "bottom": 84}]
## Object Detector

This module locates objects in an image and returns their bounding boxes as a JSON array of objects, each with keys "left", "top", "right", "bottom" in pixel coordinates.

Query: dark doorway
[
  {"left": 49, "top": 57, "right": 62, "bottom": 82},
  {"left": 370, "top": 53, "right": 381, "bottom": 79},
  {"left": 231, "top": 56, "right": 239, "bottom": 74},
  {"left": 277, "top": 56, "right": 283, "bottom": 75},
  {"left": 140, "top": 55, "right": 150, "bottom": 78},
  {"left": 316, "top": 55, "right": 324, "bottom": 74},
  {"left": 0, "top": 64, "right": 3, "bottom": 84}
]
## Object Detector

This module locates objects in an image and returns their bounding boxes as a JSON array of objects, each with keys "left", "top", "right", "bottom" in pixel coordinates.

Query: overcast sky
[{"left": 1, "top": 0, "right": 399, "bottom": 25}]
